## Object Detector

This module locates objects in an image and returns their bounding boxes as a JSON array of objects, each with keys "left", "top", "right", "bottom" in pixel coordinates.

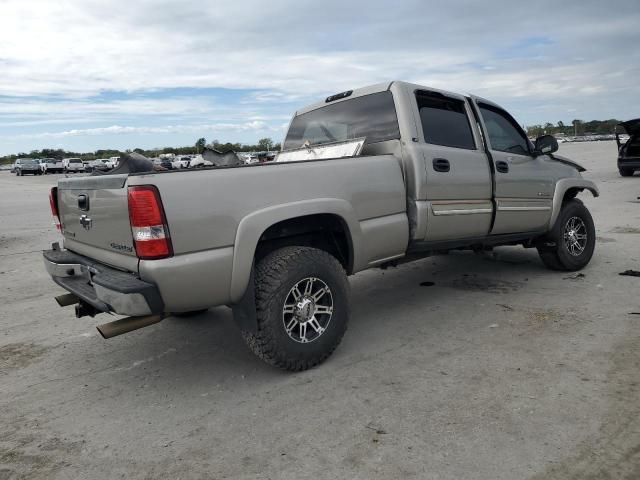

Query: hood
[
  {"left": 551, "top": 154, "right": 586, "bottom": 172},
  {"left": 619, "top": 118, "right": 640, "bottom": 136}
]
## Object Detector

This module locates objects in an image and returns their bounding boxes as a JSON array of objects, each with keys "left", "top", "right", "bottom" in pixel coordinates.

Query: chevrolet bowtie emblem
[{"left": 79, "top": 214, "right": 93, "bottom": 230}]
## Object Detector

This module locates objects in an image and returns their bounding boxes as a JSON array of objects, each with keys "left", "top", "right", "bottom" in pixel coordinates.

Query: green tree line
[
  {"left": 526, "top": 119, "right": 623, "bottom": 138},
  {"left": 0, "top": 138, "right": 280, "bottom": 165}
]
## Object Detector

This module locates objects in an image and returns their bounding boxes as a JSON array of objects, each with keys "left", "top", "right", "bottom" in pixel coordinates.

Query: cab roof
[{"left": 293, "top": 80, "right": 502, "bottom": 116}]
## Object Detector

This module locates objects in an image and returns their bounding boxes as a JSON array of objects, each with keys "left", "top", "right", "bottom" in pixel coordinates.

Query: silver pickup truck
[{"left": 44, "top": 81, "right": 598, "bottom": 371}]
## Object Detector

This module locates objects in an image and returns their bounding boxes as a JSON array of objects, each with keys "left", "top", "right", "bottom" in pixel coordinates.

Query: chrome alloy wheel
[
  {"left": 282, "top": 277, "right": 334, "bottom": 343},
  {"left": 563, "top": 216, "right": 588, "bottom": 256}
]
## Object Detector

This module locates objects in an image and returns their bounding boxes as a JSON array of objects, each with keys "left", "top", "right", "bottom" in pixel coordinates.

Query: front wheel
[
  {"left": 537, "top": 199, "right": 595, "bottom": 271},
  {"left": 242, "top": 246, "right": 350, "bottom": 371},
  {"left": 619, "top": 167, "right": 634, "bottom": 177}
]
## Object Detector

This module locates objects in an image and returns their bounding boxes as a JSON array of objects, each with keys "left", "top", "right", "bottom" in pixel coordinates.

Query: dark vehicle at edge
[
  {"left": 14, "top": 159, "right": 42, "bottom": 176},
  {"left": 160, "top": 159, "right": 174, "bottom": 170},
  {"left": 617, "top": 118, "right": 640, "bottom": 177}
]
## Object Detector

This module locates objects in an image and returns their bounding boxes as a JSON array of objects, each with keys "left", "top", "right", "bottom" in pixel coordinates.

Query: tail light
[
  {"left": 49, "top": 187, "right": 61, "bottom": 231},
  {"left": 127, "top": 185, "right": 173, "bottom": 259}
]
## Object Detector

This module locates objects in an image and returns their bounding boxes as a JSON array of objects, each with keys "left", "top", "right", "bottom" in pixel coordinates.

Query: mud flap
[{"left": 231, "top": 265, "right": 257, "bottom": 333}]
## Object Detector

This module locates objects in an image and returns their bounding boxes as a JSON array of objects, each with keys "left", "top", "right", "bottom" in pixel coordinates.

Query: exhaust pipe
[
  {"left": 55, "top": 293, "right": 80, "bottom": 307},
  {"left": 96, "top": 315, "right": 163, "bottom": 339}
]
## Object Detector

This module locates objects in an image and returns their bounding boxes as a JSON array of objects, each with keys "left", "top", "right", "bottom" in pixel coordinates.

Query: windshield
[
  {"left": 22, "top": 159, "right": 37, "bottom": 165},
  {"left": 283, "top": 91, "right": 400, "bottom": 150},
  {"left": 69, "top": 158, "right": 82, "bottom": 163}
]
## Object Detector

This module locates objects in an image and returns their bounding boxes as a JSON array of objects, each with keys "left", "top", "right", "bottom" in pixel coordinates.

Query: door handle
[
  {"left": 495, "top": 160, "right": 509, "bottom": 173},
  {"left": 433, "top": 158, "right": 450, "bottom": 172}
]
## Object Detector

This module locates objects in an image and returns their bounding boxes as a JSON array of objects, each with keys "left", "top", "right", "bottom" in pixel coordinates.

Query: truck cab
[{"left": 283, "top": 81, "right": 591, "bottom": 246}]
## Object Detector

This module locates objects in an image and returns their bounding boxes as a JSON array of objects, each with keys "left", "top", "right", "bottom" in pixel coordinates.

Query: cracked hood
[{"left": 551, "top": 154, "right": 586, "bottom": 172}]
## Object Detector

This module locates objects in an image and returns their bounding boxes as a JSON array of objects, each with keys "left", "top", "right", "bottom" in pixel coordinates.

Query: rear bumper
[{"left": 43, "top": 248, "right": 164, "bottom": 316}]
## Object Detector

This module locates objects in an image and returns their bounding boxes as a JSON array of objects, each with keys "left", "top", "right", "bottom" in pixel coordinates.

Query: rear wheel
[
  {"left": 242, "top": 246, "right": 350, "bottom": 371},
  {"left": 537, "top": 199, "right": 595, "bottom": 271},
  {"left": 619, "top": 167, "right": 634, "bottom": 177}
]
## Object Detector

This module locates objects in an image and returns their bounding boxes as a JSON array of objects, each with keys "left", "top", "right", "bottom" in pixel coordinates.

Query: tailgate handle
[
  {"left": 433, "top": 158, "right": 450, "bottom": 172},
  {"left": 77, "top": 194, "right": 89, "bottom": 211}
]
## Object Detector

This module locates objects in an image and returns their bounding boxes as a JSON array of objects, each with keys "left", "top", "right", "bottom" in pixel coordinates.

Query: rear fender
[{"left": 229, "top": 199, "right": 361, "bottom": 303}]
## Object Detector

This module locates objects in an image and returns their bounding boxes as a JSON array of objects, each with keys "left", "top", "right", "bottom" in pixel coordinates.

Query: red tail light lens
[
  {"left": 49, "top": 186, "right": 61, "bottom": 231},
  {"left": 127, "top": 186, "right": 172, "bottom": 259}
]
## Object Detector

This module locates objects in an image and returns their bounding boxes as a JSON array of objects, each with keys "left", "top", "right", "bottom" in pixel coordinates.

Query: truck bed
[{"left": 57, "top": 155, "right": 410, "bottom": 311}]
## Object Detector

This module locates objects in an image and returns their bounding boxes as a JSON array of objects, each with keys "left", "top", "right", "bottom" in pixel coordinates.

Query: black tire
[
  {"left": 537, "top": 199, "right": 595, "bottom": 271},
  {"left": 242, "top": 246, "right": 350, "bottom": 371},
  {"left": 619, "top": 167, "right": 634, "bottom": 177}
]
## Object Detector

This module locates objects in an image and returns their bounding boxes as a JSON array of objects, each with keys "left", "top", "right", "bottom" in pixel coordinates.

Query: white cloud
[
  {"left": 0, "top": 0, "right": 638, "bottom": 154},
  {"left": 12, "top": 121, "right": 275, "bottom": 139}
]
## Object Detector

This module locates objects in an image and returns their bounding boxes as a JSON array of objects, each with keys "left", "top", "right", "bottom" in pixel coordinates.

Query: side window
[
  {"left": 479, "top": 104, "right": 530, "bottom": 155},
  {"left": 416, "top": 91, "right": 475, "bottom": 150}
]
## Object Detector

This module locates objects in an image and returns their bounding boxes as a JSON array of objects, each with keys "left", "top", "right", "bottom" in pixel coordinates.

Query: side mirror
[{"left": 534, "top": 134, "right": 558, "bottom": 156}]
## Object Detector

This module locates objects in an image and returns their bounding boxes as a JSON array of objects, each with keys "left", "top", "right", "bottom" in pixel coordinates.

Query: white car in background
[
  {"left": 62, "top": 157, "right": 85, "bottom": 173},
  {"left": 172, "top": 156, "right": 191, "bottom": 169},
  {"left": 186, "top": 154, "right": 213, "bottom": 168},
  {"left": 39, "top": 158, "right": 64, "bottom": 174},
  {"left": 106, "top": 156, "right": 120, "bottom": 169}
]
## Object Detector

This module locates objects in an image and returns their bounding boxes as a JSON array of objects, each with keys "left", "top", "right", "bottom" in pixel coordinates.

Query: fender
[
  {"left": 548, "top": 178, "right": 599, "bottom": 230},
  {"left": 228, "top": 198, "right": 362, "bottom": 303}
]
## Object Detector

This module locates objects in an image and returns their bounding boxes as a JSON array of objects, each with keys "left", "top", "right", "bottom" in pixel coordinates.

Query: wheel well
[
  {"left": 256, "top": 214, "right": 353, "bottom": 273},
  {"left": 562, "top": 187, "right": 582, "bottom": 204}
]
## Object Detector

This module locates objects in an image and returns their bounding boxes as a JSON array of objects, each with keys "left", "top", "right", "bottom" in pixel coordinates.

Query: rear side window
[
  {"left": 416, "top": 91, "right": 475, "bottom": 150},
  {"left": 283, "top": 91, "right": 400, "bottom": 150},
  {"left": 478, "top": 104, "right": 530, "bottom": 155}
]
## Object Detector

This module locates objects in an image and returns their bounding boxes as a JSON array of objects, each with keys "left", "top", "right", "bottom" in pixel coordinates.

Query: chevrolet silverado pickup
[{"left": 44, "top": 81, "right": 599, "bottom": 371}]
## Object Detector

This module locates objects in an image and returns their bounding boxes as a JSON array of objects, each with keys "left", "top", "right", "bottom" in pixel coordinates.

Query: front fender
[
  {"left": 228, "top": 198, "right": 362, "bottom": 303},
  {"left": 549, "top": 178, "right": 599, "bottom": 230}
]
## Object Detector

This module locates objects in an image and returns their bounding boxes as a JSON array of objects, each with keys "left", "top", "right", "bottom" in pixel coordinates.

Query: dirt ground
[{"left": 0, "top": 141, "right": 638, "bottom": 479}]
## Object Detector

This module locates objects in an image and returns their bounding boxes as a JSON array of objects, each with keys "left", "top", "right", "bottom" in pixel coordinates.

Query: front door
[
  {"left": 472, "top": 98, "right": 553, "bottom": 235},
  {"left": 412, "top": 89, "right": 493, "bottom": 242}
]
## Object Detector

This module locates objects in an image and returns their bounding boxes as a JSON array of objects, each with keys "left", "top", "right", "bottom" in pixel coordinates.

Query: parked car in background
[
  {"left": 14, "top": 158, "right": 42, "bottom": 175},
  {"left": 160, "top": 159, "right": 174, "bottom": 170},
  {"left": 187, "top": 154, "right": 213, "bottom": 168},
  {"left": 172, "top": 156, "right": 191, "bottom": 169},
  {"left": 616, "top": 118, "right": 640, "bottom": 177},
  {"left": 39, "top": 158, "right": 64, "bottom": 174},
  {"left": 62, "top": 158, "right": 85, "bottom": 173},
  {"left": 86, "top": 159, "right": 116, "bottom": 173}
]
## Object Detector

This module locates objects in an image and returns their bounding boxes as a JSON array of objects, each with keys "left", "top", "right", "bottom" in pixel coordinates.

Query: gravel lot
[{"left": 1, "top": 142, "right": 638, "bottom": 480}]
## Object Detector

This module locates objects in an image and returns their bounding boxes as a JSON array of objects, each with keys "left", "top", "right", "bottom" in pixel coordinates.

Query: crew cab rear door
[
  {"left": 410, "top": 88, "right": 493, "bottom": 242},
  {"left": 470, "top": 96, "right": 553, "bottom": 235}
]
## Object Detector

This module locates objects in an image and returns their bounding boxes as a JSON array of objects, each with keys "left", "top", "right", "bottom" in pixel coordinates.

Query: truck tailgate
[{"left": 57, "top": 174, "right": 139, "bottom": 273}]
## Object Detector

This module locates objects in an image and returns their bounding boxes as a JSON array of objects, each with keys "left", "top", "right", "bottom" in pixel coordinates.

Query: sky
[{"left": 0, "top": 0, "right": 638, "bottom": 155}]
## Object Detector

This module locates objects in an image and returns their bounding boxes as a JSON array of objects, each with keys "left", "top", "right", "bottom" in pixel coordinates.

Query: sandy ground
[{"left": 0, "top": 141, "right": 638, "bottom": 480}]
